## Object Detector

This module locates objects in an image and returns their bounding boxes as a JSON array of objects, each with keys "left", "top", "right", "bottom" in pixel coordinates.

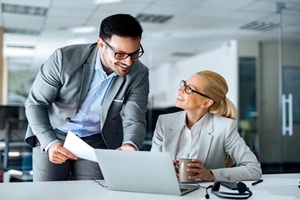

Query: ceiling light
[
  {"left": 7, "top": 45, "right": 35, "bottom": 49},
  {"left": 136, "top": 13, "right": 173, "bottom": 24},
  {"left": 94, "top": 0, "right": 122, "bottom": 4},
  {"left": 65, "top": 38, "right": 88, "bottom": 45},
  {"left": 5, "top": 28, "right": 40, "bottom": 35},
  {"left": 239, "top": 21, "right": 280, "bottom": 32},
  {"left": 2, "top": 3, "right": 48, "bottom": 16},
  {"left": 4, "top": 48, "right": 35, "bottom": 57},
  {"left": 72, "top": 27, "right": 96, "bottom": 34},
  {"left": 171, "top": 52, "right": 197, "bottom": 57}
]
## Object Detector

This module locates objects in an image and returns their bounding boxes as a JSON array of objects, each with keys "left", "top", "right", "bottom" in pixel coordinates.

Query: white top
[{"left": 176, "top": 114, "right": 207, "bottom": 159}]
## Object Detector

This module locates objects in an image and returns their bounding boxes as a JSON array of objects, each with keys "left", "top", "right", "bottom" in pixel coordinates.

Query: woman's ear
[{"left": 201, "top": 99, "right": 214, "bottom": 108}]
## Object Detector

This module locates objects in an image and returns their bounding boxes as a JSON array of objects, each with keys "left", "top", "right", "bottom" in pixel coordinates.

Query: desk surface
[{"left": 0, "top": 173, "right": 299, "bottom": 200}]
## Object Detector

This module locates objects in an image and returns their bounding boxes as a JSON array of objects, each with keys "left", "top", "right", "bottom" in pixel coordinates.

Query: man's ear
[{"left": 97, "top": 38, "right": 105, "bottom": 49}]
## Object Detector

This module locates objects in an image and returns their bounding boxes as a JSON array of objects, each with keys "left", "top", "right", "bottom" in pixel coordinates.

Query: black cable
[
  {"left": 92, "top": 178, "right": 108, "bottom": 188},
  {"left": 196, "top": 183, "right": 212, "bottom": 199}
]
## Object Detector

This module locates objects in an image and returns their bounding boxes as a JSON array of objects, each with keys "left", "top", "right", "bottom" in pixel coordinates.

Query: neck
[
  {"left": 185, "top": 110, "right": 207, "bottom": 129},
  {"left": 99, "top": 51, "right": 114, "bottom": 75},
  {"left": 103, "top": 64, "right": 113, "bottom": 75}
]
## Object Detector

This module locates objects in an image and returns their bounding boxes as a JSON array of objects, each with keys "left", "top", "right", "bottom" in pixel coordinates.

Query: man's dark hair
[{"left": 99, "top": 14, "right": 143, "bottom": 40}]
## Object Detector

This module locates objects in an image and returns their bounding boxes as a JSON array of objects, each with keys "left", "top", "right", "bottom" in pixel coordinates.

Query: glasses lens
[
  {"left": 181, "top": 81, "right": 192, "bottom": 94},
  {"left": 114, "top": 51, "right": 143, "bottom": 60},
  {"left": 185, "top": 86, "right": 192, "bottom": 94},
  {"left": 115, "top": 53, "right": 128, "bottom": 60},
  {"left": 180, "top": 80, "right": 185, "bottom": 88},
  {"left": 131, "top": 52, "right": 141, "bottom": 59}
]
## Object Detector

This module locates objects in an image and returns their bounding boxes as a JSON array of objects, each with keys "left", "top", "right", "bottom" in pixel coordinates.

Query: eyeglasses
[
  {"left": 102, "top": 38, "right": 144, "bottom": 60},
  {"left": 180, "top": 80, "right": 212, "bottom": 99}
]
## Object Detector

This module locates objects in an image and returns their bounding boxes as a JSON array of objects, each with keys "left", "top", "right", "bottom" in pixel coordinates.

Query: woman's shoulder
[
  {"left": 209, "top": 113, "right": 236, "bottom": 125},
  {"left": 159, "top": 110, "right": 184, "bottom": 118},
  {"left": 155, "top": 111, "right": 185, "bottom": 130}
]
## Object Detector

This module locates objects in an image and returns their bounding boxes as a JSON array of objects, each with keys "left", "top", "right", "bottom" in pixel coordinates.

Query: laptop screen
[{"left": 94, "top": 149, "right": 199, "bottom": 196}]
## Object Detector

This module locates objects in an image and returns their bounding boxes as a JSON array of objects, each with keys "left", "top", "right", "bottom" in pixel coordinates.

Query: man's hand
[
  {"left": 116, "top": 143, "right": 136, "bottom": 151},
  {"left": 48, "top": 142, "right": 77, "bottom": 164}
]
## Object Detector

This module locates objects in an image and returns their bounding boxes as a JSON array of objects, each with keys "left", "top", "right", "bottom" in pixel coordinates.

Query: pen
[{"left": 252, "top": 179, "right": 263, "bottom": 186}]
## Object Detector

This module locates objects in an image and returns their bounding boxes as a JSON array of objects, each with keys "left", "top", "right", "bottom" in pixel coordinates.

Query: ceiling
[{"left": 1, "top": 0, "right": 300, "bottom": 71}]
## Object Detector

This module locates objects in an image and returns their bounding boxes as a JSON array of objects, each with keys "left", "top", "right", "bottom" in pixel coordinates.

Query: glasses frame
[
  {"left": 101, "top": 38, "right": 144, "bottom": 60},
  {"left": 180, "top": 80, "right": 212, "bottom": 99}
]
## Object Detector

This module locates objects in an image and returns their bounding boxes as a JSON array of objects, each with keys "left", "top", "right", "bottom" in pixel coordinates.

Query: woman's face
[{"left": 176, "top": 74, "right": 210, "bottom": 111}]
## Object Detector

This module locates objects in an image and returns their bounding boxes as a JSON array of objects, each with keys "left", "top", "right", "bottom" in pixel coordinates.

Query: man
[{"left": 25, "top": 14, "right": 149, "bottom": 181}]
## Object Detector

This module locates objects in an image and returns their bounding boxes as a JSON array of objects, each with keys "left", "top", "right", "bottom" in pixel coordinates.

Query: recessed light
[
  {"left": 65, "top": 38, "right": 88, "bottom": 45},
  {"left": 72, "top": 27, "right": 96, "bottom": 34},
  {"left": 94, "top": 0, "right": 122, "bottom": 4}
]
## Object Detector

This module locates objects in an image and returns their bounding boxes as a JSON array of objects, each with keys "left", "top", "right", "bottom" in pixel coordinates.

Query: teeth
[
  {"left": 119, "top": 63, "right": 127, "bottom": 68},
  {"left": 177, "top": 96, "right": 183, "bottom": 100}
]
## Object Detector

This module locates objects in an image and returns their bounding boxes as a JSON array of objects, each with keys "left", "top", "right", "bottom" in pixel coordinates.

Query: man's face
[{"left": 97, "top": 35, "right": 142, "bottom": 76}]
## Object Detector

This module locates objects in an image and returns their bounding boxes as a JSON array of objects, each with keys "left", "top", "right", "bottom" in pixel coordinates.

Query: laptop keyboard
[{"left": 180, "top": 188, "right": 188, "bottom": 192}]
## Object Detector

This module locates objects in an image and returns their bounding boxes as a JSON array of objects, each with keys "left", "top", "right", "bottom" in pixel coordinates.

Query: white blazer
[{"left": 151, "top": 111, "right": 262, "bottom": 182}]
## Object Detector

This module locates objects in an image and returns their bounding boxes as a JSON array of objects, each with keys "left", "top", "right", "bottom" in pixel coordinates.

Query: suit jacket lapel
[
  {"left": 78, "top": 45, "right": 98, "bottom": 105},
  {"left": 164, "top": 112, "right": 186, "bottom": 159},
  {"left": 164, "top": 112, "right": 214, "bottom": 162},
  {"left": 196, "top": 113, "right": 213, "bottom": 164},
  {"left": 101, "top": 76, "right": 125, "bottom": 128}
]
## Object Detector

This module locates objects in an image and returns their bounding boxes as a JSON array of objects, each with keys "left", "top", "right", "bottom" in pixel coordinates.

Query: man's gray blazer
[
  {"left": 151, "top": 111, "right": 262, "bottom": 182},
  {"left": 25, "top": 43, "right": 149, "bottom": 150}
]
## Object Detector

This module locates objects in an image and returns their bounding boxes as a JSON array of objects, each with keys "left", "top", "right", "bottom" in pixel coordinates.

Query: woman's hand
[{"left": 187, "top": 159, "right": 214, "bottom": 182}]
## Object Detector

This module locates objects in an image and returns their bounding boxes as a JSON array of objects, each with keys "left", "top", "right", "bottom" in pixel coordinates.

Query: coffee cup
[{"left": 178, "top": 158, "right": 196, "bottom": 183}]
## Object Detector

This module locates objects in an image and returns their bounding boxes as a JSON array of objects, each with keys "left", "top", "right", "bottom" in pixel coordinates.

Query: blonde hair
[{"left": 197, "top": 70, "right": 237, "bottom": 119}]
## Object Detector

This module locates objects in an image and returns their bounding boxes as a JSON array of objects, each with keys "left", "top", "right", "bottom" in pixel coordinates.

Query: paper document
[{"left": 63, "top": 130, "right": 97, "bottom": 162}]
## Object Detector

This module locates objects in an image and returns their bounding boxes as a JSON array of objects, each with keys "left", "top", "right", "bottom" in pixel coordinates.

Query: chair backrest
[{"left": 3, "top": 118, "right": 32, "bottom": 172}]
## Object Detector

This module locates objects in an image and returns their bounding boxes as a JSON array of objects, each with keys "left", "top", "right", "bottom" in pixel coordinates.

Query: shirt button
[{"left": 66, "top": 117, "right": 71, "bottom": 122}]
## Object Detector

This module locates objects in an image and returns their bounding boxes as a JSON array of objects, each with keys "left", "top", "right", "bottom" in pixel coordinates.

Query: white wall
[
  {"left": 238, "top": 41, "right": 260, "bottom": 57},
  {"left": 149, "top": 40, "right": 238, "bottom": 108}
]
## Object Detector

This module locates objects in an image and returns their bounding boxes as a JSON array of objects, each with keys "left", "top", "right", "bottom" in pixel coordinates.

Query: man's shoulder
[
  {"left": 131, "top": 60, "right": 148, "bottom": 72},
  {"left": 124, "top": 60, "right": 149, "bottom": 80},
  {"left": 56, "top": 43, "right": 97, "bottom": 64},
  {"left": 60, "top": 43, "right": 97, "bottom": 53}
]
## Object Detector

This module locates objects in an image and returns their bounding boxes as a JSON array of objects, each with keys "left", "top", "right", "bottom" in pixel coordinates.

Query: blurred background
[{"left": 0, "top": 0, "right": 300, "bottom": 181}]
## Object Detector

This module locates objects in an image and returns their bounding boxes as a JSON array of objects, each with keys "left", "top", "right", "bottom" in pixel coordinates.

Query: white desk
[{"left": 0, "top": 173, "right": 299, "bottom": 200}]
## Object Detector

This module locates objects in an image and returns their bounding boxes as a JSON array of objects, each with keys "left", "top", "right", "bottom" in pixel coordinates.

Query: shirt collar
[{"left": 184, "top": 112, "right": 208, "bottom": 131}]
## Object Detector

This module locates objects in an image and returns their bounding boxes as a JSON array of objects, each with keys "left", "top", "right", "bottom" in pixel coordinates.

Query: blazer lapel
[
  {"left": 78, "top": 45, "right": 98, "bottom": 105},
  {"left": 164, "top": 112, "right": 186, "bottom": 159},
  {"left": 196, "top": 113, "right": 213, "bottom": 164},
  {"left": 101, "top": 76, "right": 125, "bottom": 128}
]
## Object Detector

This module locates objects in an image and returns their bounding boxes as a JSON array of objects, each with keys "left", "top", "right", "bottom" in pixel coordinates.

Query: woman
[{"left": 151, "top": 70, "right": 262, "bottom": 182}]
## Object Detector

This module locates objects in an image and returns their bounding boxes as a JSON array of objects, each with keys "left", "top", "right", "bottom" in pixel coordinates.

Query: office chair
[{"left": 2, "top": 118, "right": 32, "bottom": 182}]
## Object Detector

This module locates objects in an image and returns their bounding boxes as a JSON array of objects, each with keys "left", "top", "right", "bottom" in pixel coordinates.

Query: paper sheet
[{"left": 63, "top": 130, "right": 97, "bottom": 162}]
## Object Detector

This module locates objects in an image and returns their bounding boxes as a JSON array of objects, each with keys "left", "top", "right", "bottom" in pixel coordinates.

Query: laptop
[{"left": 94, "top": 149, "right": 199, "bottom": 196}]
